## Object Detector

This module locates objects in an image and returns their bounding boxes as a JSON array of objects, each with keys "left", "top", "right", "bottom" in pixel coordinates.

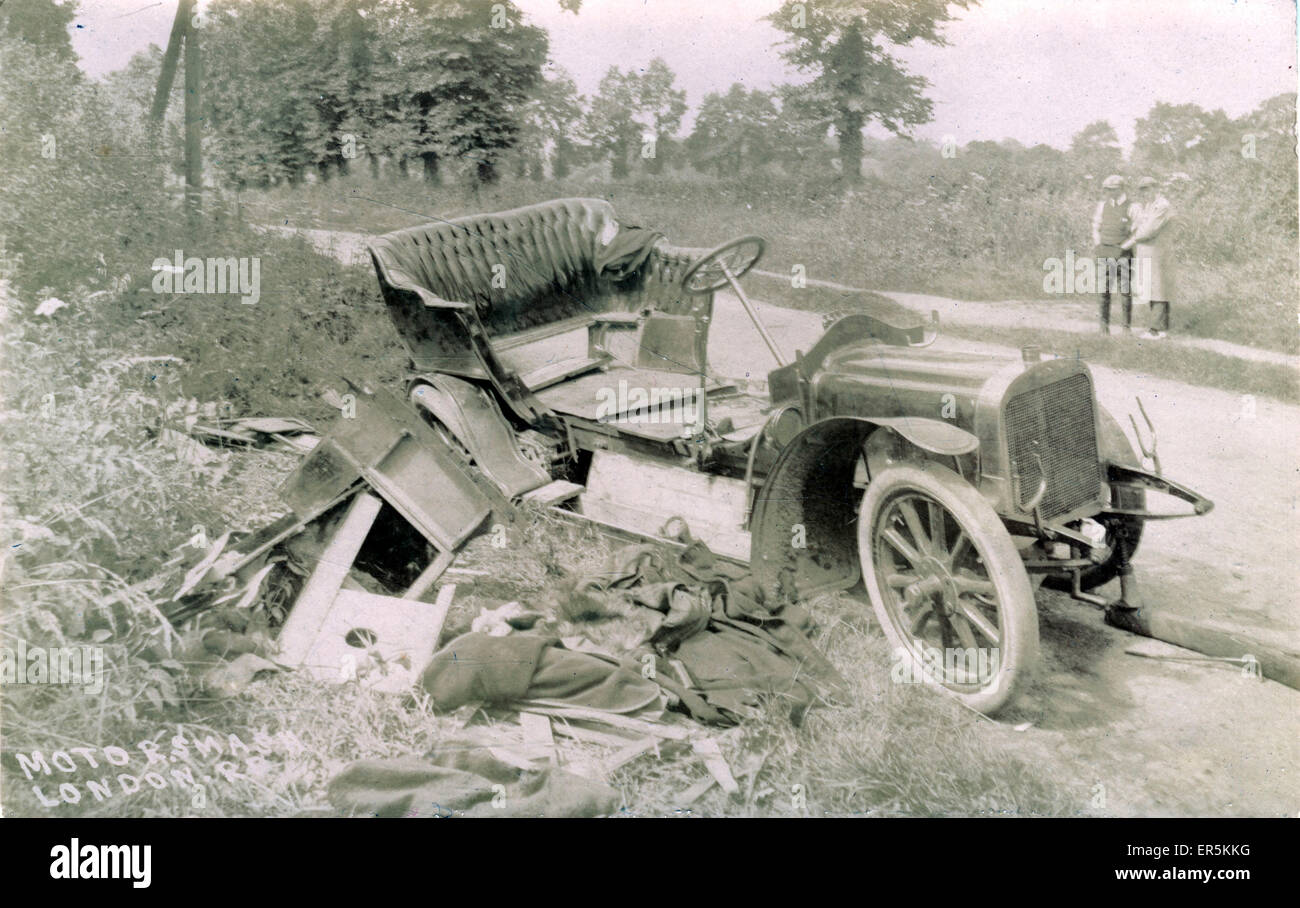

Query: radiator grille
[{"left": 1004, "top": 374, "right": 1101, "bottom": 518}]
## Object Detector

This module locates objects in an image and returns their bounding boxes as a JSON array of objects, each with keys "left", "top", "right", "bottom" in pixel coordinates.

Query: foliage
[
  {"left": 514, "top": 63, "right": 586, "bottom": 179},
  {"left": 1069, "top": 120, "right": 1123, "bottom": 177},
  {"left": 765, "top": 0, "right": 977, "bottom": 181},
  {"left": 581, "top": 66, "right": 643, "bottom": 179},
  {"left": 687, "top": 84, "right": 781, "bottom": 176},
  {"left": 1133, "top": 101, "right": 1238, "bottom": 168},
  {"left": 0, "top": 0, "right": 77, "bottom": 60},
  {"left": 202, "top": 0, "right": 546, "bottom": 187},
  {"left": 581, "top": 58, "right": 687, "bottom": 179},
  {"left": 0, "top": 32, "right": 175, "bottom": 294}
]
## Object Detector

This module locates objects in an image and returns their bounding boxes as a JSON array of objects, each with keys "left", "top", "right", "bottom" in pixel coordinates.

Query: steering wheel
[{"left": 681, "top": 235, "right": 766, "bottom": 294}]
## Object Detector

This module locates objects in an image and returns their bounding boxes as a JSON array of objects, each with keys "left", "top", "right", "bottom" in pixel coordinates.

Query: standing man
[
  {"left": 1124, "top": 176, "right": 1176, "bottom": 339},
  {"left": 1092, "top": 174, "right": 1133, "bottom": 334}
]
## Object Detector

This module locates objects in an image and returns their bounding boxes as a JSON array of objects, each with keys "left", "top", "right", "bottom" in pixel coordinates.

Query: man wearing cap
[
  {"left": 1124, "top": 176, "right": 1176, "bottom": 339},
  {"left": 1091, "top": 174, "right": 1134, "bottom": 334}
]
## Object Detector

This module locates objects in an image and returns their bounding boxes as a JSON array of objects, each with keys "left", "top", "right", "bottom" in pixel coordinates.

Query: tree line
[{"left": 98, "top": 0, "right": 986, "bottom": 188}]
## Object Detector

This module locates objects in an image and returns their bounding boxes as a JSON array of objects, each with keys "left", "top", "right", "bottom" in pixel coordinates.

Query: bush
[{"left": 0, "top": 36, "right": 176, "bottom": 296}]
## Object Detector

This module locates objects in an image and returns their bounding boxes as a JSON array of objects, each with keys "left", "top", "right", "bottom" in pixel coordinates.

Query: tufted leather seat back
[{"left": 369, "top": 198, "right": 708, "bottom": 377}]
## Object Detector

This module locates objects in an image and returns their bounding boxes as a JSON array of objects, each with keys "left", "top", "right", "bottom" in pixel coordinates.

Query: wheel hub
[{"left": 905, "top": 554, "right": 961, "bottom": 617}]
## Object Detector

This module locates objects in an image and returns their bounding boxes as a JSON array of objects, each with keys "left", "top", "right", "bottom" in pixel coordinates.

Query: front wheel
[{"left": 859, "top": 463, "right": 1039, "bottom": 715}]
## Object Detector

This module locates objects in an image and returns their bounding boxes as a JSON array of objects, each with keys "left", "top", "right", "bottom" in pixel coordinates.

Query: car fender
[{"left": 748, "top": 416, "right": 977, "bottom": 600}]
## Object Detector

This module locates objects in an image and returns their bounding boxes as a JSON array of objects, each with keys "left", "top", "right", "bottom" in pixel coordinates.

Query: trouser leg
[
  {"left": 1098, "top": 251, "right": 1127, "bottom": 333},
  {"left": 1151, "top": 301, "right": 1169, "bottom": 332},
  {"left": 1118, "top": 256, "right": 1132, "bottom": 331}
]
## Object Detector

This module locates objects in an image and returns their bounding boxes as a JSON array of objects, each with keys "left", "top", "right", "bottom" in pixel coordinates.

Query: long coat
[{"left": 1130, "top": 196, "right": 1176, "bottom": 303}]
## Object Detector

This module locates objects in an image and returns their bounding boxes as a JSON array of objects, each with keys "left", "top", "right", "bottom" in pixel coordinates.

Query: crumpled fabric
[
  {"left": 594, "top": 225, "right": 666, "bottom": 282},
  {"left": 419, "top": 631, "right": 662, "bottom": 714},
  {"left": 328, "top": 746, "right": 620, "bottom": 818},
  {"left": 573, "top": 541, "right": 847, "bottom": 725}
]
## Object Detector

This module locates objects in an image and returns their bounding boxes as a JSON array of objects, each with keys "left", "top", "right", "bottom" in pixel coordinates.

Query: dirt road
[
  {"left": 301, "top": 224, "right": 1300, "bottom": 815},
  {"left": 751, "top": 269, "right": 1300, "bottom": 369}
]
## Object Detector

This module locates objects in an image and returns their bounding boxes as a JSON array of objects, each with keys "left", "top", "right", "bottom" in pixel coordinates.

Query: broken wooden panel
[
  {"left": 277, "top": 491, "right": 384, "bottom": 666},
  {"left": 521, "top": 479, "right": 584, "bottom": 506},
  {"left": 403, "top": 549, "right": 456, "bottom": 602},
  {"left": 280, "top": 438, "right": 364, "bottom": 520},
  {"left": 279, "top": 387, "right": 493, "bottom": 551},
  {"left": 296, "top": 584, "right": 457, "bottom": 694}
]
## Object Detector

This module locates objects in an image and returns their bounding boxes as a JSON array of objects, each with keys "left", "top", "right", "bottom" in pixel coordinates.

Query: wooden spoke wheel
[{"left": 858, "top": 463, "right": 1039, "bottom": 715}]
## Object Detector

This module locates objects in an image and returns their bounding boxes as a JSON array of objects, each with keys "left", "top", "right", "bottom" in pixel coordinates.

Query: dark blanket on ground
[
  {"left": 414, "top": 541, "right": 844, "bottom": 726},
  {"left": 572, "top": 541, "right": 847, "bottom": 724},
  {"left": 419, "top": 631, "right": 662, "bottom": 714},
  {"left": 329, "top": 745, "right": 620, "bottom": 818}
]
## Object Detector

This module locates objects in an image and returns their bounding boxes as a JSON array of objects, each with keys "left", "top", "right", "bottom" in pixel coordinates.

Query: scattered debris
[
  {"left": 35, "top": 297, "right": 67, "bottom": 316},
  {"left": 188, "top": 415, "right": 318, "bottom": 453},
  {"left": 202, "top": 653, "right": 281, "bottom": 699},
  {"left": 692, "top": 737, "right": 739, "bottom": 795},
  {"left": 678, "top": 775, "right": 718, "bottom": 805},
  {"left": 470, "top": 601, "right": 544, "bottom": 636}
]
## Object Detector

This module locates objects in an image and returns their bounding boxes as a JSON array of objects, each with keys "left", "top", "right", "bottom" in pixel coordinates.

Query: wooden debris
[
  {"left": 692, "top": 738, "right": 739, "bottom": 794},
  {"left": 678, "top": 776, "right": 716, "bottom": 805},
  {"left": 403, "top": 549, "right": 456, "bottom": 601},
  {"left": 603, "top": 737, "right": 661, "bottom": 774},
  {"left": 173, "top": 531, "right": 232, "bottom": 599},
  {"left": 277, "top": 491, "right": 382, "bottom": 665},
  {"left": 548, "top": 721, "right": 643, "bottom": 749},
  {"left": 521, "top": 479, "right": 585, "bottom": 506},
  {"left": 515, "top": 703, "right": 692, "bottom": 741},
  {"left": 293, "top": 583, "right": 454, "bottom": 692},
  {"left": 519, "top": 711, "right": 558, "bottom": 764}
]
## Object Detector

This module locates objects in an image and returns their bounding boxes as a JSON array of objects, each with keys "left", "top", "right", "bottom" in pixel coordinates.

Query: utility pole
[
  {"left": 183, "top": 5, "right": 202, "bottom": 224},
  {"left": 150, "top": 1, "right": 201, "bottom": 224}
]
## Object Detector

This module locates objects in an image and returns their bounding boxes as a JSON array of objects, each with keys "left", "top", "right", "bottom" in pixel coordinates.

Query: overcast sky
[{"left": 69, "top": 0, "right": 1297, "bottom": 151}]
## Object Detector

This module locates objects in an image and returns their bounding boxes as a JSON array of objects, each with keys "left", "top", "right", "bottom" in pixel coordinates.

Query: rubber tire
[{"left": 859, "top": 463, "right": 1040, "bottom": 716}]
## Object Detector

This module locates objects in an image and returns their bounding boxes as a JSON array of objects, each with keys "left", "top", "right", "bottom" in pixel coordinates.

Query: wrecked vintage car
[{"left": 339, "top": 197, "right": 1213, "bottom": 714}]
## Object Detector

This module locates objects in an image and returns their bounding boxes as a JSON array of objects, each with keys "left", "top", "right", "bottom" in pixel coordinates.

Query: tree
[
  {"left": 201, "top": 0, "right": 546, "bottom": 187},
  {"left": 770, "top": 82, "right": 835, "bottom": 174},
  {"left": 1069, "top": 120, "right": 1122, "bottom": 178},
  {"left": 581, "top": 58, "right": 687, "bottom": 179},
  {"left": 766, "top": 0, "right": 976, "bottom": 182},
  {"left": 687, "top": 84, "right": 780, "bottom": 176},
  {"left": 1, "top": 26, "right": 173, "bottom": 291},
  {"left": 0, "top": 0, "right": 77, "bottom": 62},
  {"left": 518, "top": 64, "right": 586, "bottom": 179},
  {"left": 1133, "top": 101, "right": 1235, "bottom": 167},
  {"left": 636, "top": 58, "right": 687, "bottom": 174},
  {"left": 392, "top": 0, "right": 547, "bottom": 185},
  {"left": 582, "top": 66, "right": 642, "bottom": 179},
  {"left": 1071, "top": 120, "right": 1121, "bottom": 158},
  {"left": 204, "top": 0, "right": 339, "bottom": 187}
]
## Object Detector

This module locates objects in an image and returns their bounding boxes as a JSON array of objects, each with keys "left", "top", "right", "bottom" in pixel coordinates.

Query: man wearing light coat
[{"left": 1124, "top": 176, "right": 1177, "bottom": 339}]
